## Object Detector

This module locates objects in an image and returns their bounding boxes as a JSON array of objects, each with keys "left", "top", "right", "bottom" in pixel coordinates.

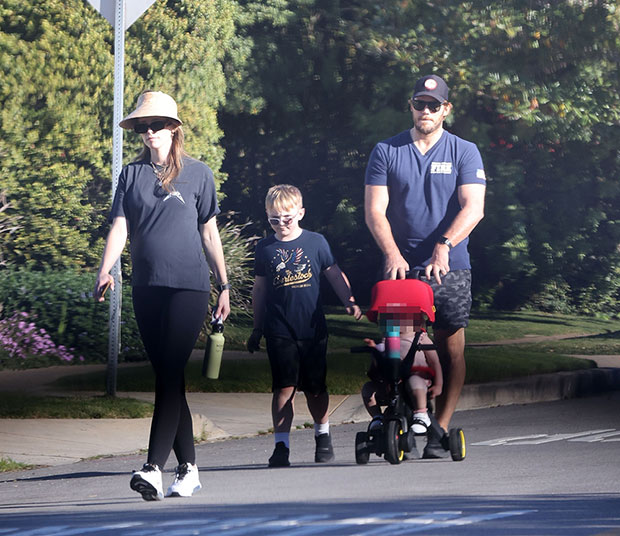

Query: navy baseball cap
[{"left": 412, "top": 75, "right": 449, "bottom": 102}]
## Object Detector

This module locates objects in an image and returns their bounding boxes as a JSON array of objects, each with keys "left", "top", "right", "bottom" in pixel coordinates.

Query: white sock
[
  {"left": 274, "top": 432, "right": 289, "bottom": 448},
  {"left": 315, "top": 422, "right": 329, "bottom": 437}
]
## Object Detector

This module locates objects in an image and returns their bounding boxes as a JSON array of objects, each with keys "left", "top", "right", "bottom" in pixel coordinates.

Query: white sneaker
[
  {"left": 412, "top": 411, "right": 431, "bottom": 435},
  {"left": 166, "top": 463, "right": 202, "bottom": 497},
  {"left": 130, "top": 463, "right": 164, "bottom": 501}
]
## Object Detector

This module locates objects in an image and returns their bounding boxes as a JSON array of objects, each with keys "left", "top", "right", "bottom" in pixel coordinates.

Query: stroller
[{"left": 353, "top": 279, "right": 466, "bottom": 465}]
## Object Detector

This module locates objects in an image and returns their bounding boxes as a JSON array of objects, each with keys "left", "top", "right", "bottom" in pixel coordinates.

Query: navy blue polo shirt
[{"left": 365, "top": 129, "right": 486, "bottom": 270}]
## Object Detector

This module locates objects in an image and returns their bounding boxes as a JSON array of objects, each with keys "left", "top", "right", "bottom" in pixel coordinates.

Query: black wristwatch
[
  {"left": 437, "top": 236, "right": 453, "bottom": 250},
  {"left": 218, "top": 283, "right": 232, "bottom": 292}
]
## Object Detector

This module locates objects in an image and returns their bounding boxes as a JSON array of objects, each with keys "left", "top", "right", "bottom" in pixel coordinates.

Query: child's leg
[
  {"left": 305, "top": 390, "right": 329, "bottom": 425},
  {"left": 299, "top": 337, "right": 334, "bottom": 462},
  {"left": 361, "top": 381, "right": 382, "bottom": 418},
  {"left": 408, "top": 376, "right": 431, "bottom": 433},
  {"left": 265, "top": 337, "right": 301, "bottom": 466},
  {"left": 272, "top": 386, "right": 296, "bottom": 440}
]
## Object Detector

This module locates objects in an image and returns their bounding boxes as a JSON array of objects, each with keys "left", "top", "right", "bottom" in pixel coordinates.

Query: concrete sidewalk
[{"left": 1, "top": 351, "right": 619, "bottom": 467}]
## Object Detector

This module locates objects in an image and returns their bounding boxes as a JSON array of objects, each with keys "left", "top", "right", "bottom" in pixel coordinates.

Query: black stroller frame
[{"left": 353, "top": 321, "right": 466, "bottom": 465}]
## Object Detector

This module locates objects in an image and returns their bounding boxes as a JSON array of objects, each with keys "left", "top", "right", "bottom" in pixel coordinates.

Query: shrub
[
  {"left": 0, "top": 269, "right": 143, "bottom": 363},
  {"left": 0, "top": 311, "right": 83, "bottom": 367},
  {"left": 211, "top": 214, "right": 258, "bottom": 322},
  {"left": 0, "top": 218, "right": 256, "bottom": 364}
]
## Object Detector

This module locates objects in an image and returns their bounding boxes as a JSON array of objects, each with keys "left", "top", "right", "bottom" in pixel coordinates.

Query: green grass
[
  {"left": 466, "top": 310, "right": 620, "bottom": 343},
  {"left": 0, "top": 457, "right": 35, "bottom": 472},
  {"left": 54, "top": 346, "right": 597, "bottom": 395},
  {"left": 0, "top": 393, "right": 153, "bottom": 419},
  {"left": 14, "top": 309, "right": 620, "bottom": 400}
]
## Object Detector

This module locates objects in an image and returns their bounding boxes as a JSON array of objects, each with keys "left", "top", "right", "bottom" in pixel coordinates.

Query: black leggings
[{"left": 132, "top": 286, "right": 209, "bottom": 468}]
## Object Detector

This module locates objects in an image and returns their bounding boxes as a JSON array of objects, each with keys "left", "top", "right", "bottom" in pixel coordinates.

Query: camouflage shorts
[{"left": 408, "top": 269, "right": 472, "bottom": 330}]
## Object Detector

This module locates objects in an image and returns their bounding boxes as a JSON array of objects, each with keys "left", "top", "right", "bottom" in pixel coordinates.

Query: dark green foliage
[
  {"left": 0, "top": 269, "right": 143, "bottom": 362},
  {"left": 221, "top": 0, "right": 620, "bottom": 314},
  {"left": 0, "top": 0, "right": 237, "bottom": 269}
]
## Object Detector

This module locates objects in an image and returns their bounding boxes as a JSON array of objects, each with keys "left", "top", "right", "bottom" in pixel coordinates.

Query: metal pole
[{"left": 106, "top": 0, "right": 125, "bottom": 397}]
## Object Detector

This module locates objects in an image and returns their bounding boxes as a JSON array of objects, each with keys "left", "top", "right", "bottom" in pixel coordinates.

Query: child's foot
[
  {"left": 314, "top": 433, "right": 335, "bottom": 463},
  {"left": 268, "top": 441, "right": 290, "bottom": 467},
  {"left": 166, "top": 463, "right": 202, "bottom": 497},
  {"left": 130, "top": 463, "right": 164, "bottom": 501},
  {"left": 412, "top": 411, "right": 431, "bottom": 434}
]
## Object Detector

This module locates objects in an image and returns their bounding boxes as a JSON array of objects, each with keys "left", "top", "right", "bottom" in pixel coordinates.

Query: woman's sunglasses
[
  {"left": 134, "top": 120, "right": 168, "bottom": 134},
  {"left": 411, "top": 100, "right": 444, "bottom": 113}
]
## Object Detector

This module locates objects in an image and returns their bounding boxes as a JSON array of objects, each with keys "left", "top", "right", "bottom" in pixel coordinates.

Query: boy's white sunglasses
[{"left": 267, "top": 210, "right": 299, "bottom": 226}]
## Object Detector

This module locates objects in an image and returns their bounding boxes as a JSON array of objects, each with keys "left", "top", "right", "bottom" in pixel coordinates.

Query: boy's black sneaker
[
  {"left": 268, "top": 442, "right": 290, "bottom": 467},
  {"left": 314, "top": 433, "right": 335, "bottom": 463},
  {"left": 422, "top": 435, "right": 449, "bottom": 459}
]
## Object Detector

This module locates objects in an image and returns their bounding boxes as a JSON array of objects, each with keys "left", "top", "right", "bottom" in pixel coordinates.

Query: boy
[
  {"left": 247, "top": 184, "right": 362, "bottom": 467},
  {"left": 361, "top": 311, "right": 443, "bottom": 435}
]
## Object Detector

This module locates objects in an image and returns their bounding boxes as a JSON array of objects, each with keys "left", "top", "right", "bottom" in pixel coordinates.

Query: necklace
[{"left": 149, "top": 162, "right": 166, "bottom": 187}]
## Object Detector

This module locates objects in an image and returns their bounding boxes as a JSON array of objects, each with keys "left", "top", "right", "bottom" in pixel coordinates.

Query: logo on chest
[
  {"left": 430, "top": 162, "right": 453, "bottom": 175},
  {"left": 272, "top": 247, "right": 313, "bottom": 288}
]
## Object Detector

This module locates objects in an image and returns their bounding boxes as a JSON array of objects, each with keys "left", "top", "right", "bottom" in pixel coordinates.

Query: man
[{"left": 364, "top": 74, "right": 486, "bottom": 458}]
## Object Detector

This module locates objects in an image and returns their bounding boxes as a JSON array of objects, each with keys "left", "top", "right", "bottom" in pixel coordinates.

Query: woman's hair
[
  {"left": 265, "top": 184, "right": 303, "bottom": 213},
  {"left": 135, "top": 123, "right": 188, "bottom": 193}
]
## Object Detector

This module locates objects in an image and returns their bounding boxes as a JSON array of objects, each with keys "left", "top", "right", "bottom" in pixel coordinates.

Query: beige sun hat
[{"left": 119, "top": 91, "right": 182, "bottom": 129}]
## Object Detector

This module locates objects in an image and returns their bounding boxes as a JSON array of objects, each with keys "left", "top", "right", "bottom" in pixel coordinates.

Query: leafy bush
[
  {"left": 0, "top": 311, "right": 83, "bottom": 366},
  {"left": 0, "top": 192, "right": 21, "bottom": 268},
  {"left": 0, "top": 269, "right": 143, "bottom": 363},
  {"left": 211, "top": 214, "right": 258, "bottom": 322},
  {"left": 0, "top": 217, "right": 256, "bottom": 365}
]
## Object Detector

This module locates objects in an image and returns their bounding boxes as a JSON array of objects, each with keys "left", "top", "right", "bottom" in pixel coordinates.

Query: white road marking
[
  {"left": 472, "top": 429, "right": 616, "bottom": 446},
  {"left": 569, "top": 430, "right": 620, "bottom": 442}
]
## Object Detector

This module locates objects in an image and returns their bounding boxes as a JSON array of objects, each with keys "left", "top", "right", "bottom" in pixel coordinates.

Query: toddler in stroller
[{"left": 354, "top": 279, "right": 466, "bottom": 464}]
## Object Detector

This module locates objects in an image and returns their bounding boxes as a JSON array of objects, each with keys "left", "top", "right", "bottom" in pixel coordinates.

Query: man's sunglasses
[
  {"left": 411, "top": 100, "right": 444, "bottom": 113},
  {"left": 134, "top": 120, "right": 168, "bottom": 134},
  {"left": 267, "top": 211, "right": 298, "bottom": 226}
]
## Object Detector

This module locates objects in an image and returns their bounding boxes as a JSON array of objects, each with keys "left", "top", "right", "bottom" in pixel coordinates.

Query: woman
[{"left": 94, "top": 91, "right": 230, "bottom": 501}]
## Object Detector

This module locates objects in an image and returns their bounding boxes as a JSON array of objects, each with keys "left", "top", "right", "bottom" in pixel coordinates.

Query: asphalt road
[{"left": 1, "top": 392, "right": 620, "bottom": 535}]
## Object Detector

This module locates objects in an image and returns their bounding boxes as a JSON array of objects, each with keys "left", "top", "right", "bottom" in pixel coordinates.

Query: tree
[
  {"left": 0, "top": 0, "right": 238, "bottom": 269},
  {"left": 221, "top": 0, "right": 620, "bottom": 313}
]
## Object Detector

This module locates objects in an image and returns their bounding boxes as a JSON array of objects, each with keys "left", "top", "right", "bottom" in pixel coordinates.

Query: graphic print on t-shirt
[{"left": 272, "top": 247, "right": 313, "bottom": 289}]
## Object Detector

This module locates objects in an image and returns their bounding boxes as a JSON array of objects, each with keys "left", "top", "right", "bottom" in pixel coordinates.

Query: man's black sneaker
[
  {"left": 314, "top": 433, "right": 335, "bottom": 463},
  {"left": 268, "top": 441, "right": 290, "bottom": 467},
  {"left": 422, "top": 434, "right": 449, "bottom": 459}
]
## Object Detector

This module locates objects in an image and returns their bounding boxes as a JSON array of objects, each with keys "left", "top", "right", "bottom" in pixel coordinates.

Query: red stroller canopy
[{"left": 366, "top": 279, "right": 435, "bottom": 324}]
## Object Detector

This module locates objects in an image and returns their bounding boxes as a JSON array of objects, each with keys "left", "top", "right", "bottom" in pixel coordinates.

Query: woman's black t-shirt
[{"left": 110, "top": 156, "right": 219, "bottom": 291}]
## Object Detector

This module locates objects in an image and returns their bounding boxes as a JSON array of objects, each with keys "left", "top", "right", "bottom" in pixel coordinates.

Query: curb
[{"left": 457, "top": 367, "right": 620, "bottom": 410}]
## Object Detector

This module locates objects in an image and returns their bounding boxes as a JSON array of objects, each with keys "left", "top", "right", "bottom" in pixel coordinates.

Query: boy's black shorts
[
  {"left": 265, "top": 336, "right": 328, "bottom": 395},
  {"left": 407, "top": 269, "right": 472, "bottom": 330}
]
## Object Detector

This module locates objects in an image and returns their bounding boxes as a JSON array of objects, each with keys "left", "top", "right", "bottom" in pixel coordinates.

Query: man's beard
[{"left": 414, "top": 117, "right": 441, "bottom": 135}]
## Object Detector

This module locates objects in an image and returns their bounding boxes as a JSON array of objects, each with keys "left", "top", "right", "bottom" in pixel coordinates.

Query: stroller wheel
[
  {"left": 355, "top": 431, "right": 370, "bottom": 465},
  {"left": 384, "top": 420, "right": 405, "bottom": 465},
  {"left": 449, "top": 428, "right": 466, "bottom": 461}
]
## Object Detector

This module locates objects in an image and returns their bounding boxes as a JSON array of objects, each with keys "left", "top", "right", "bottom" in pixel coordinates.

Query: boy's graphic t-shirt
[{"left": 254, "top": 230, "right": 335, "bottom": 340}]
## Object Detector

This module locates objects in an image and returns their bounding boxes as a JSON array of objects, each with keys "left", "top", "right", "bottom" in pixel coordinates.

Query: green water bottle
[{"left": 202, "top": 316, "right": 224, "bottom": 379}]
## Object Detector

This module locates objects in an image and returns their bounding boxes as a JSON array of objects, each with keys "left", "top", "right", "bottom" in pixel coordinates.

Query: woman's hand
[{"left": 94, "top": 273, "right": 114, "bottom": 302}]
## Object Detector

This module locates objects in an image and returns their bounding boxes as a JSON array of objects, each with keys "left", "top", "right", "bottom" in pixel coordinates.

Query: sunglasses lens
[
  {"left": 134, "top": 121, "right": 167, "bottom": 134},
  {"left": 413, "top": 100, "right": 442, "bottom": 112},
  {"left": 268, "top": 214, "right": 295, "bottom": 225}
]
